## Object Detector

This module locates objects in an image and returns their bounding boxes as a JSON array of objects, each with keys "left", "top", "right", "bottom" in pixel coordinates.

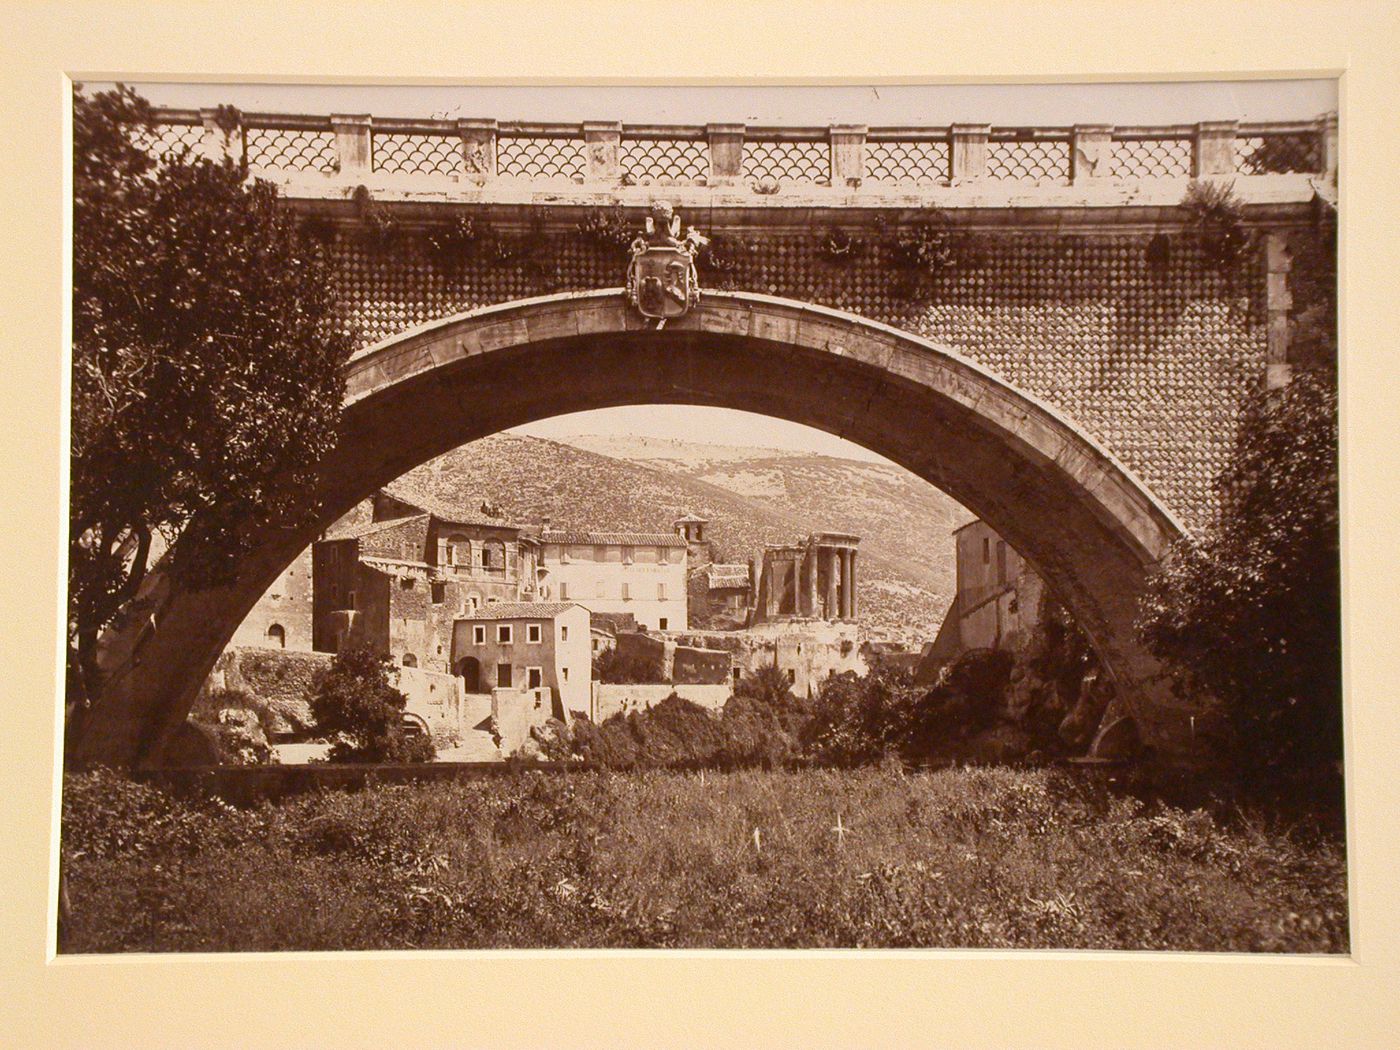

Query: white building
[{"left": 536, "top": 530, "right": 689, "bottom": 632}]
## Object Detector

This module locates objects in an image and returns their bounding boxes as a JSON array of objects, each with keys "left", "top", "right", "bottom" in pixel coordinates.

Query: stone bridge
[{"left": 75, "top": 107, "right": 1338, "bottom": 768}]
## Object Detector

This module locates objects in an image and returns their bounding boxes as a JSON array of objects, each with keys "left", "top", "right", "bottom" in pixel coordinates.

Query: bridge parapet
[{"left": 140, "top": 107, "right": 1337, "bottom": 205}]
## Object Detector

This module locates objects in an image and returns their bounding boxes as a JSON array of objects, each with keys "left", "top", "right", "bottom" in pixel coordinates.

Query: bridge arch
[{"left": 79, "top": 290, "right": 1193, "bottom": 767}]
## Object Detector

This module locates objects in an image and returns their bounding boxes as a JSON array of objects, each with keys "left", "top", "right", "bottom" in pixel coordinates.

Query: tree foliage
[
  {"left": 309, "top": 645, "right": 435, "bottom": 764},
  {"left": 69, "top": 85, "right": 353, "bottom": 703},
  {"left": 1137, "top": 368, "right": 1341, "bottom": 799}
]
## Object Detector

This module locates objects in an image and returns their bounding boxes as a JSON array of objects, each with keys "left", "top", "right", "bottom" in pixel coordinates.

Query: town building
[
  {"left": 923, "top": 518, "right": 1043, "bottom": 665},
  {"left": 311, "top": 485, "right": 537, "bottom": 672},
  {"left": 229, "top": 547, "right": 314, "bottom": 651},
  {"left": 450, "top": 601, "right": 591, "bottom": 718},
  {"left": 537, "top": 528, "right": 689, "bottom": 632}
]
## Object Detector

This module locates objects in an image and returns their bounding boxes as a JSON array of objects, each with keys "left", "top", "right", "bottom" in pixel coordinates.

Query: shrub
[
  {"left": 309, "top": 645, "right": 435, "bottom": 764},
  {"left": 1138, "top": 368, "right": 1340, "bottom": 807}
]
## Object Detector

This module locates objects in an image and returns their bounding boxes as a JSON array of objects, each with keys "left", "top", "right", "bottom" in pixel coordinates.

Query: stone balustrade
[{"left": 137, "top": 107, "right": 1338, "bottom": 194}]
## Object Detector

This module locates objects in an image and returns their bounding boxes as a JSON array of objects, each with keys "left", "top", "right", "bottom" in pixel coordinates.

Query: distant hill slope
[{"left": 391, "top": 433, "right": 968, "bottom": 643}]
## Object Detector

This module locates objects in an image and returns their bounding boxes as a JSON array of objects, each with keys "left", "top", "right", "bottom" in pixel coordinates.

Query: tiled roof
[
  {"left": 706, "top": 564, "right": 751, "bottom": 587},
  {"left": 328, "top": 514, "right": 429, "bottom": 541},
  {"left": 461, "top": 601, "right": 581, "bottom": 621},
  {"left": 541, "top": 529, "right": 687, "bottom": 548},
  {"left": 380, "top": 482, "right": 528, "bottom": 531}
]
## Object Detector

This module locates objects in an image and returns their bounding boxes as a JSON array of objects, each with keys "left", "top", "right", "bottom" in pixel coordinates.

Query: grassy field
[{"left": 59, "top": 765, "right": 1348, "bottom": 953}]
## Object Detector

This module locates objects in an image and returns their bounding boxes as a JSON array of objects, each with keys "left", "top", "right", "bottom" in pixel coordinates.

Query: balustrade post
[
  {"left": 198, "top": 107, "right": 241, "bottom": 164},
  {"left": 457, "top": 119, "right": 497, "bottom": 183},
  {"left": 1194, "top": 120, "right": 1237, "bottom": 177},
  {"left": 707, "top": 123, "right": 745, "bottom": 186},
  {"left": 829, "top": 124, "right": 867, "bottom": 188},
  {"left": 1071, "top": 124, "right": 1114, "bottom": 183},
  {"left": 331, "top": 114, "right": 372, "bottom": 177},
  {"left": 1321, "top": 111, "right": 1339, "bottom": 181},
  {"left": 583, "top": 121, "right": 622, "bottom": 182},
  {"left": 950, "top": 124, "right": 990, "bottom": 181}
]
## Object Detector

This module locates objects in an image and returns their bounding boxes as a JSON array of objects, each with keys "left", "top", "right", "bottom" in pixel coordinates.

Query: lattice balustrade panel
[
  {"left": 863, "top": 141, "right": 950, "bottom": 186},
  {"left": 373, "top": 132, "right": 461, "bottom": 176},
  {"left": 496, "top": 136, "right": 588, "bottom": 181},
  {"left": 985, "top": 139, "right": 1071, "bottom": 184},
  {"left": 742, "top": 141, "right": 831, "bottom": 186},
  {"left": 1236, "top": 133, "right": 1323, "bottom": 175},
  {"left": 1109, "top": 137, "right": 1194, "bottom": 179},
  {"left": 133, "top": 122, "right": 206, "bottom": 162},
  {"left": 245, "top": 128, "right": 339, "bottom": 173},
  {"left": 620, "top": 138, "right": 709, "bottom": 185}
]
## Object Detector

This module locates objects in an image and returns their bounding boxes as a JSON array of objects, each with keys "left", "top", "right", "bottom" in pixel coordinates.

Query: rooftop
[
  {"left": 460, "top": 601, "right": 582, "bottom": 621},
  {"left": 327, "top": 514, "right": 429, "bottom": 542},
  {"left": 541, "top": 529, "right": 687, "bottom": 548},
  {"left": 379, "top": 482, "right": 529, "bottom": 532}
]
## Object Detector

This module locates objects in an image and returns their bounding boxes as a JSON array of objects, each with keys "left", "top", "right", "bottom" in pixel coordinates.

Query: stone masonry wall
[{"left": 322, "top": 225, "right": 1289, "bottom": 532}]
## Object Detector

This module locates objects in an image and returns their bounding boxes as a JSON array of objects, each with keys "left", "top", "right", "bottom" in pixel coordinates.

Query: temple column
[
  {"left": 785, "top": 556, "right": 799, "bottom": 615},
  {"left": 824, "top": 547, "right": 839, "bottom": 620},
  {"left": 764, "top": 561, "right": 778, "bottom": 619},
  {"left": 838, "top": 549, "right": 852, "bottom": 619},
  {"left": 802, "top": 547, "right": 818, "bottom": 616},
  {"left": 840, "top": 551, "right": 851, "bottom": 624}
]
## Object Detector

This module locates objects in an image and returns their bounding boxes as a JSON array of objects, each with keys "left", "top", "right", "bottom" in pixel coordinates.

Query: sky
[{"left": 113, "top": 79, "right": 1336, "bottom": 464}]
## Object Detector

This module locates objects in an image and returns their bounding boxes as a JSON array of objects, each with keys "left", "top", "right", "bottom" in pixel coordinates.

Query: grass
[{"left": 59, "top": 764, "right": 1348, "bottom": 953}]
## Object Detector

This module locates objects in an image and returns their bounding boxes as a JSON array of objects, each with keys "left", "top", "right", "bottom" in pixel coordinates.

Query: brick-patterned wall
[{"left": 324, "top": 226, "right": 1300, "bottom": 532}]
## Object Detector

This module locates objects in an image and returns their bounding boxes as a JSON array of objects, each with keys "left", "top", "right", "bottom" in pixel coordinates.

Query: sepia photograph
[{"left": 57, "top": 74, "right": 1348, "bottom": 957}]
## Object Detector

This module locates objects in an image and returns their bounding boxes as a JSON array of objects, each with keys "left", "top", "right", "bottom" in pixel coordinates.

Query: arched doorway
[
  {"left": 77, "top": 291, "right": 1189, "bottom": 768},
  {"left": 265, "top": 623, "right": 285, "bottom": 649},
  {"left": 455, "top": 656, "right": 482, "bottom": 694}
]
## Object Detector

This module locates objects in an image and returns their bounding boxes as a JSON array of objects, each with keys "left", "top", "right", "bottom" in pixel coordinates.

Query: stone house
[
  {"left": 230, "top": 546, "right": 315, "bottom": 651},
  {"left": 923, "top": 518, "right": 1043, "bottom": 666},
  {"left": 311, "top": 487, "right": 537, "bottom": 673},
  {"left": 450, "top": 601, "right": 591, "bottom": 719}
]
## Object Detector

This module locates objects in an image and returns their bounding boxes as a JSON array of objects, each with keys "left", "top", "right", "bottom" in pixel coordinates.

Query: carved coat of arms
[{"left": 626, "top": 202, "right": 705, "bottom": 320}]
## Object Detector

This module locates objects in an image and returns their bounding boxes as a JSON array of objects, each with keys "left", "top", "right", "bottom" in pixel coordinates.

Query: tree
[
  {"left": 1137, "top": 367, "right": 1341, "bottom": 802},
  {"left": 68, "top": 86, "right": 352, "bottom": 719},
  {"left": 309, "top": 645, "right": 435, "bottom": 763}
]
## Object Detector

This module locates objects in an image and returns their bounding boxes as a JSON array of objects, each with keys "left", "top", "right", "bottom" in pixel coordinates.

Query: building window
[
  {"left": 431, "top": 581, "right": 445, "bottom": 604},
  {"left": 496, "top": 663, "right": 512, "bottom": 688},
  {"left": 497, "top": 624, "right": 513, "bottom": 644},
  {"left": 659, "top": 617, "right": 668, "bottom": 631},
  {"left": 527, "top": 666, "right": 542, "bottom": 690},
  {"left": 787, "top": 668, "right": 796, "bottom": 684},
  {"left": 472, "top": 625, "right": 486, "bottom": 645},
  {"left": 402, "top": 653, "right": 417, "bottom": 667},
  {"left": 266, "top": 623, "right": 286, "bottom": 649},
  {"left": 527, "top": 623, "right": 542, "bottom": 643},
  {"left": 623, "top": 546, "right": 634, "bottom": 564},
  {"left": 562, "top": 667, "right": 570, "bottom": 682},
  {"left": 657, "top": 582, "right": 666, "bottom": 601},
  {"left": 982, "top": 537, "right": 990, "bottom": 564},
  {"left": 400, "top": 577, "right": 414, "bottom": 590},
  {"left": 733, "top": 667, "right": 742, "bottom": 683},
  {"left": 559, "top": 581, "right": 569, "bottom": 600},
  {"left": 621, "top": 582, "right": 631, "bottom": 601},
  {"left": 996, "top": 540, "right": 1008, "bottom": 585},
  {"left": 483, "top": 540, "right": 506, "bottom": 572},
  {"left": 448, "top": 533, "right": 471, "bottom": 568},
  {"left": 347, "top": 589, "right": 357, "bottom": 608}
]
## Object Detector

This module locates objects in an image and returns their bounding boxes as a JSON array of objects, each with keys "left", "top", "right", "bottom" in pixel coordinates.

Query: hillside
[{"left": 391, "top": 433, "right": 969, "bottom": 643}]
